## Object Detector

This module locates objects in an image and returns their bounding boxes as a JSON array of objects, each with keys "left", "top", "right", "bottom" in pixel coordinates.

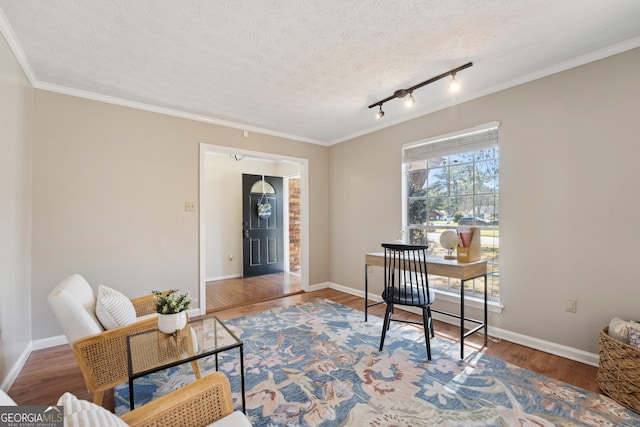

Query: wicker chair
[
  {"left": 48, "top": 274, "right": 163, "bottom": 406},
  {"left": 121, "top": 372, "right": 251, "bottom": 427},
  {"left": 1, "top": 372, "right": 251, "bottom": 427}
]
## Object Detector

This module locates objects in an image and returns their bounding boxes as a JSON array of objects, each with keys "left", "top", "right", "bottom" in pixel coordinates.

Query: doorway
[{"left": 198, "top": 144, "right": 309, "bottom": 315}]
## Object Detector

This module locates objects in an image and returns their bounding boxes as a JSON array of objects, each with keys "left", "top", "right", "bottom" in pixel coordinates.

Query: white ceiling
[{"left": 1, "top": 1, "right": 639, "bottom": 145}]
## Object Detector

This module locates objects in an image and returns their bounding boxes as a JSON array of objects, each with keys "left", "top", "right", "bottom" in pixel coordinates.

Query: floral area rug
[{"left": 115, "top": 298, "right": 640, "bottom": 426}]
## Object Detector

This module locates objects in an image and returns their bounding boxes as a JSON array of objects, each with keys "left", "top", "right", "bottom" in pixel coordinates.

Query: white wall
[
  {"left": 329, "top": 48, "right": 640, "bottom": 355},
  {"left": 0, "top": 31, "right": 33, "bottom": 387}
]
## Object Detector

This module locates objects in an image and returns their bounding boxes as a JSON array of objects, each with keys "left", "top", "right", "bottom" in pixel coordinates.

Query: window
[
  {"left": 402, "top": 122, "right": 500, "bottom": 301},
  {"left": 250, "top": 180, "right": 276, "bottom": 194}
]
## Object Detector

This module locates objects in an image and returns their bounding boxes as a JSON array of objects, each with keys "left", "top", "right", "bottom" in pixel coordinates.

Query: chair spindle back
[{"left": 382, "top": 243, "right": 431, "bottom": 307}]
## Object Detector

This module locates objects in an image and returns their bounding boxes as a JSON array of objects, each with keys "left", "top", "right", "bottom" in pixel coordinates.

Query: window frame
[{"left": 401, "top": 122, "right": 501, "bottom": 305}]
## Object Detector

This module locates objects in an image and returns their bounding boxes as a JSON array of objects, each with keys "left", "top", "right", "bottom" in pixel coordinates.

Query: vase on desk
[{"left": 157, "top": 311, "right": 187, "bottom": 334}]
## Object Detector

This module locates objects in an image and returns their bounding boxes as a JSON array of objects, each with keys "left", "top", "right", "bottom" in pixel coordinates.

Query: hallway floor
[{"left": 206, "top": 272, "right": 303, "bottom": 312}]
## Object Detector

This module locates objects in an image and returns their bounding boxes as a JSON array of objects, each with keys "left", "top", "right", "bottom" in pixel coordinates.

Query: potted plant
[{"left": 152, "top": 289, "right": 191, "bottom": 334}]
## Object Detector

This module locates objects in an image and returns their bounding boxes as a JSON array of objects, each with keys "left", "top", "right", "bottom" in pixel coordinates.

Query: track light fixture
[{"left": 368, "top": 62, "right": 472, "bottom": 118}]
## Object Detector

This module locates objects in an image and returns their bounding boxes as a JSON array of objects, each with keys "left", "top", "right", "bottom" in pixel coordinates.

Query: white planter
[{"left": 157, "top": 311, "right": 187, "bottom": 334}]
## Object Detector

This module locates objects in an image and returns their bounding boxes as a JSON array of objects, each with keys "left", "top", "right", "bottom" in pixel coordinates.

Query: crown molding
[
  {"left": 0, "top": 7, "right": 37, "bottom": 85},
  {"left": 33, "top": 81, "right": 328, "bottom": 146}
]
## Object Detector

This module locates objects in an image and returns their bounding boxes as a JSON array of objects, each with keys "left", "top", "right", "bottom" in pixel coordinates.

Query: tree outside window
[{"left": 405, "top": 146, "right": 500, "bottom": 300}]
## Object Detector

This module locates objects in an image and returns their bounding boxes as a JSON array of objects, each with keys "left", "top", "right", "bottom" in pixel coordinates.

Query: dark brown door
[{"left": 242, "top": 174, "right": 284, "bottom": 277}]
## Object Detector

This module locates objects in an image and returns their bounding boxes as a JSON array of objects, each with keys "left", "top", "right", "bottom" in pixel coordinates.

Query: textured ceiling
[{"left": 1, "top": 1, "right": 639, "bottom": 145}]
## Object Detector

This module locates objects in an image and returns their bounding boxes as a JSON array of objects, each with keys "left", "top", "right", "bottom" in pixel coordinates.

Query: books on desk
[{"left": 457, "top": 227, "right": 481, "bottom": 262}]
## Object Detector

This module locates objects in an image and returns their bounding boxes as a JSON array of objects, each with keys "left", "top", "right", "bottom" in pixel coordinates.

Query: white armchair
[{"left": 48, "top": 274, "right": 160, "bottom": 406}]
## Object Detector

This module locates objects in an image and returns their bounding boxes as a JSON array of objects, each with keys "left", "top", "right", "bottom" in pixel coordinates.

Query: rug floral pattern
[{"left": 115, "top": 298, "right": 640, "bottom": 426}]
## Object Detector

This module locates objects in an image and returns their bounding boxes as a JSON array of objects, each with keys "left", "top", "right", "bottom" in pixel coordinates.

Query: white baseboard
[
  {"left": 205, "top": 273, "right": 242, "bottom": 282},
  {"left": 308, "top": 281, "right": 331, "bottom": 292},
  {"left": 488, "top": 326, "right": 598, "bottom": 367},
  {"left": 1, "top": 343, "right": 32, "bottom": 391},
  {"left": 324, "top": 282, "right": 599, "bottom": 367},
  {"left": 32, "top": 334, "right": 69, "bottom": 351},
  {"left": 325, "top": 281, "right": 366, "bottom": 298}
]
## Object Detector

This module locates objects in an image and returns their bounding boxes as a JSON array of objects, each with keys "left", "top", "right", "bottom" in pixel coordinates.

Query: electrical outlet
[
  {"left": 565, "top": 298, "right": 577, "bottom": 313},
  {"left": 185, "top": 201, "right": 196, "bottom": 212}
]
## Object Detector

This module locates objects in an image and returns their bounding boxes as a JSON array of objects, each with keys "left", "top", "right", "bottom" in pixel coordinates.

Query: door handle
[{"left": 243, "top": 221, "right": 249, "bottom": 238}]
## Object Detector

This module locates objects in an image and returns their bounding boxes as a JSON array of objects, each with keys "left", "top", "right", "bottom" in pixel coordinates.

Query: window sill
[{"left": 433, "top": 289, "right": 504, "bottom": 314}]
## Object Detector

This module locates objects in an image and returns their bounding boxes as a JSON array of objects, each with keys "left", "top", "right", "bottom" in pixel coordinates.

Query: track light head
[
  {"left": 405, "top": 93, "right": 415, "bottom": 107},
  {"left": 449, "top": 73, "right": 460, "bottom": 92},
  {"left": 375, "top": 105, "right": 385, "bottom": 119}
]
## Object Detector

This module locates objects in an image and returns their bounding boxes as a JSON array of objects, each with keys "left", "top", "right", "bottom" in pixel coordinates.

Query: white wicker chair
[{"left": 48, "top": 274, "right": 160, "bottom": 406}]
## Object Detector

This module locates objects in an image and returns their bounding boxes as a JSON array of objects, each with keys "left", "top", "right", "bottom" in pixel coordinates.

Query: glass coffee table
[{"left": 126, "top": 316, "right": 245, "bottom": 412}]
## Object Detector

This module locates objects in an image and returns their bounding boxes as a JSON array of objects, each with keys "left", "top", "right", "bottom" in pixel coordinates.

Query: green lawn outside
[{"left": 430, "top": 222, "right": 499, "bottom": 238}]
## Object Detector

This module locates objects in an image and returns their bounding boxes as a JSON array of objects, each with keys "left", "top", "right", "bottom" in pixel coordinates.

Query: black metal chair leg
[
  {"left": 427, "top": 306, "right": 435, "bottom": 337},
  {"left": 422, "top": 307, "right": 432, "bottom": 360},
  {"left": 379, "top": 303, "right": 393, "bottom": 351},
  {"left": 387, "top": 305, "right": 394, "bottom": 330}
]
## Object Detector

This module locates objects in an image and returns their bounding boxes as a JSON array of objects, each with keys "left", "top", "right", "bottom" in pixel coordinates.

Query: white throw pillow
[
  {"left": 57, "top": 392, "right": 128, "bottom": 427},
  {"left": 95, "top": 284, "right": 136, "bottom": 330}
]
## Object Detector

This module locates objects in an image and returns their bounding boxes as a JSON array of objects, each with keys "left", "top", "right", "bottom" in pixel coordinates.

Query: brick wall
[{"left": 288, "top": 178, "right": 301, "bottom": 272}]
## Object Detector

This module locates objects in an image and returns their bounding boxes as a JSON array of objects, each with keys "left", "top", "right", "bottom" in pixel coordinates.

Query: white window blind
[{"left": 403, "top": 121, "right": 500, "bottom": 163}]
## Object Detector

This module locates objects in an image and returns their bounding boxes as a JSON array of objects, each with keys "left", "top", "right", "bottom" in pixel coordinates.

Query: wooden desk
[{"left": 365, "top": 252, "right": 488, "bottom": 359}]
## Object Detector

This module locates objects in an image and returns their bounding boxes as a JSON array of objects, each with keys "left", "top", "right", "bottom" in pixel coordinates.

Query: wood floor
[
  {"left": 206, "top": 272, "right": 302, "bottom": 312},
  {"left": 8, "top": 288, "right": 600, "bottom": 414}
]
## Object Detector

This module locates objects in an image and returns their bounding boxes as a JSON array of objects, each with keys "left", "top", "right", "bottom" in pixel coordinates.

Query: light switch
[{"left": 565, "top": 298, "right": 577, "bottom": 313}]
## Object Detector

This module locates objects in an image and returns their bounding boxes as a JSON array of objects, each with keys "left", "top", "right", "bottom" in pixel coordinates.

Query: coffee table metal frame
[{"left": 126, "top": 316, "right": 245, "bottom": 412}]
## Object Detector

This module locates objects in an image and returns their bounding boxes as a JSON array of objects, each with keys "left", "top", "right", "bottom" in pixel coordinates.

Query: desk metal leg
[
  {"left": 460, "top": 282, "right": 465, "bottom": 359},
  {"left": 240, "top": 344, "right": 246, "bottom": 414},
  {"left": 365, "top": 264, "right": 369, "bottom": 322},
  {"left": 484, "top": 274, "right": 488, "bottom": 346},
  {"left": 459, "top": 274, "right": 489, "bottom": 359}
]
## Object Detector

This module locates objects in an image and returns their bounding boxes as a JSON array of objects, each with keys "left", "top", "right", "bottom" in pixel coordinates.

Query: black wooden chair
[{"left": 379, "top": 243, "right": 436, "bottom": 360}]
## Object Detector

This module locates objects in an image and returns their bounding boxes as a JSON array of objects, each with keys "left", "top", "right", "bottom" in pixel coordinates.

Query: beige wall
[
  {"left": 31, "top": 91, "right": 328, "bottom": 341},
  {"left": 329, "top": 48, "right": 640, "bottom": 354},
  {"left": 0, "top": 33, "right": 33, "bottom": 384}
]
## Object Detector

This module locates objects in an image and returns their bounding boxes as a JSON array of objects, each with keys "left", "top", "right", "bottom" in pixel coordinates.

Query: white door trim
[{"left": 198, "top": 143, "right": 310, "bottom": 315}]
